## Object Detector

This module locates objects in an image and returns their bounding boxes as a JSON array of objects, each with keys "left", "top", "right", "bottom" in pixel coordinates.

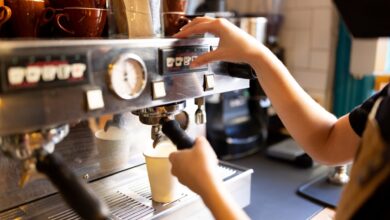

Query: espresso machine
[{"left": 0, "top": 37, "right": 254, "bottom": 219}]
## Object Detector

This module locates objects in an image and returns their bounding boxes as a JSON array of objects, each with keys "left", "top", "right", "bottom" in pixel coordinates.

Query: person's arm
[
  {"left": 169, "top": 137, "right": 250, "bottom": 220},
  {"left": 174, "top": 17, "right": 360, "bottom": 165}
]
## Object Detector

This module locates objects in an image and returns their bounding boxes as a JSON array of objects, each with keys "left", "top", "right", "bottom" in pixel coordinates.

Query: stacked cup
[
  {"left": 0, "top": 0, "right": 11, "bottom": 32},
  {"left": 49, "top": 0, "right": 107, "bottom": 38},
  {"left": 161, "top": 0, "right": 190, "bottom": 36},
  {"left": 4, "top": 0, "right": 107, "bottom": 38}
]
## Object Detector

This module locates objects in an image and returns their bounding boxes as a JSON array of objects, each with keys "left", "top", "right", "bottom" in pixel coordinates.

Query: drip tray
[{"left": 0, "top": 162, "right": 252, "bottom": 220}]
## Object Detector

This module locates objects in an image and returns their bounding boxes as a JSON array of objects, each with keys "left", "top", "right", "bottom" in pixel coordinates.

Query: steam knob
[{"left": 108, "top": 53, "right": 147, "bottom": 100}]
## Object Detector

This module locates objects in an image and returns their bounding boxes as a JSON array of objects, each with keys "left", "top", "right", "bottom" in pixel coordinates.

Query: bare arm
[{"left": 175, "top": 17, "right": 360, "bottom": 165}]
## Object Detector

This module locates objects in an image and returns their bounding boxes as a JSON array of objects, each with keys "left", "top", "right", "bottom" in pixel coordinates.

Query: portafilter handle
[
  {"left": 35, "top": 149, "right": 110, "bottom": 220},
  {"left": 161, "top": 119, "right": 195, "bottom": 150}
]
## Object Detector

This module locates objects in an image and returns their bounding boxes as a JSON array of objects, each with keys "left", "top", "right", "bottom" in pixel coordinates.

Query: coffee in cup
[
  {"left": 55, "top": 7, "right": 107, "bottom": 38},
  {"left": 6, "top": 0, "right": 46, "bottom": 37},
  {"left": 0, "top": 0, "right": 11, "bottom": 29},
  {"left": 144, "top": 140, "right": 183, "bottom": 203}
]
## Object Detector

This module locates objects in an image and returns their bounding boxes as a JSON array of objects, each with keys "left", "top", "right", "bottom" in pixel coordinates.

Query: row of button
[
  {"left": 7, "top": 63, "right": 87, "bottom": 85},
  {"left": 166, "top": 56, "right": 198, "bottom": 68}
]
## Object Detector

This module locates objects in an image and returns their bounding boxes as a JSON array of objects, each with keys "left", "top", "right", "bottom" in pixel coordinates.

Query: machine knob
[{"left": 108, "top": 53, "right": 147, "bottom": 100}]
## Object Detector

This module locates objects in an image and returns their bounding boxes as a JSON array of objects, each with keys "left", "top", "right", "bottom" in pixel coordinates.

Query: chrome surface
[
  {"left": 0, "top": 162, "right": 252, "bottom": 220},
  {"left": 0, "top": 38, "right": 251, "bottom": 217},
  {"left": 0, "top": 38, "right": 248, "bottom": 136}
]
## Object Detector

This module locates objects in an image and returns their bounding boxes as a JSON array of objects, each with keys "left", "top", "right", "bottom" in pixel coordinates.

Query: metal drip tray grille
[
  {"left": 48, "top": 209, "right": 79, "bottom": 220},
  {"left": 0, "top": 208, "right": 26, "bottom": 219},
  {"left": 105, "top": 192, "right": 154, "bottom": 220},
  {"left": 0, "top": 163, "right": 247, "bottom": 220}
]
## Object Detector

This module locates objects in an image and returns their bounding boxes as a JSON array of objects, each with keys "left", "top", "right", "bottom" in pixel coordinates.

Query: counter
[{"left": 233, "top": 149, "right": 331, "bottom": 220}]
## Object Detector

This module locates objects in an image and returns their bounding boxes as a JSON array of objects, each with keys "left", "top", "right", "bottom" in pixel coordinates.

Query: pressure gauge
[{"left": 108, "top": 53, "right": 147, "bottom": 100}]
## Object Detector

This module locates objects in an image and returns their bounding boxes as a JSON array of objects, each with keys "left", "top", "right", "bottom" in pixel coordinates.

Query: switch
[
  {"left": 184, "top": 56, "right": 191, "bottom": 66},
  {"left": 166, "top": 57, "right": 175, "bottom": 68},
  {"left": 175, "top": 57, "right": 183, "bottom": 67},
  {"left": 152, "top": 81, "right": 166, "bottom": 100},
  {"left": 26, "top": 66, "right": 41, "bottom": 83},
  {"left": 204, "top": 74, "right": 215, "bottom": 91},
  {"left": 86, "top": 89, "right": 104, "bottom": 110},
  {"left": 57, "top": 64, "right": 71, "bottom": 80},
  {"left": 42, "top": 65, "right": 57, "bottom": 81},
  {"left": 71, "top": 63, "right": 86, "bottom": 78},
  {"left": 8, "top": 67, "right": 25, "bottom": 85}
]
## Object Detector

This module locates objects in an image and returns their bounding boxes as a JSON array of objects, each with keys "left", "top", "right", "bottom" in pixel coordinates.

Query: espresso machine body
[{"left": 0, "top": 38, "right": 253, "bottom": 219}]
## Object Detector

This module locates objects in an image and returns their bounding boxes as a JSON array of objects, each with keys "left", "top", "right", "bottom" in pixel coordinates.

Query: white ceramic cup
[
  {"left": 95, "top": 127, "right": 131, "bottom": 170},
  {"left": 144, "top": 140, "right": 182, "bottom": 203}
]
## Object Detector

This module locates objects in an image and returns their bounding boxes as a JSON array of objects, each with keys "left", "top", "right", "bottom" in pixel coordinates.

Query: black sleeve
[{"left": 349, "top": 83, "right": 389, "bottom": 137}]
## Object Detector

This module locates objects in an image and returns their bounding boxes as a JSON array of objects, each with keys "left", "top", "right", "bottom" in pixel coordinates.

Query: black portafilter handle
[
  {"left": 161, "top": 119, "right": 195, "bottom": 150},
  {"left": 35, "top": 150, "right": 110, "bottom": 220},
  {"left": 226, "top": 62, "right": 257, "bottom": 79}
]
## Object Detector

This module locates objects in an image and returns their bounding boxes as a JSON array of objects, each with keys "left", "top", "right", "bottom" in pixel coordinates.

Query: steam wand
[{"left": 0, "top": 125, "right": 110, "bottom": 220}]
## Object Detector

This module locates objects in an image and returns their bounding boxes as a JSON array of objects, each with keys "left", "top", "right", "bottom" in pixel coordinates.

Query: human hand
[
  {"left": 169, "top": 136, "right": 220, "bottom": 196},
  {"left": 173, "top": 16, "right": 264, "bottom": 67}
]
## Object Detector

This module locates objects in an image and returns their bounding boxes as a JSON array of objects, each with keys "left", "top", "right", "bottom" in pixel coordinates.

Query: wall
[{"left": 226, "top": 0, "right": 339, "bottom": 109}]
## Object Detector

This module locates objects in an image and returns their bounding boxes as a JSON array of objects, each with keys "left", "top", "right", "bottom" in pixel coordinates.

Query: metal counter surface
[{"left": 233, "top": 148, "right": 330, "bottom": 220}]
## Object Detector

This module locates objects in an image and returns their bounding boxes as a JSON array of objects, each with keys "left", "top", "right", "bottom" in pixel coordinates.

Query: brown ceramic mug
[
  {"left": 55, "top": 7, "right": 107, "bottom": 38},
  {"left": 162, "top": 0, "right": 187, "bottom": 13},
  {"left": 6, "top": 0, "right": 46, "bottom": 37},
  {"left": 162, "top": 12, "right": 194, "bottom": 36},
  {"left": 0, "top": 0, "right": 11, "bottom": 28},
  {"left": 49, "top": 0, "right": 96, "bottom": 8}
]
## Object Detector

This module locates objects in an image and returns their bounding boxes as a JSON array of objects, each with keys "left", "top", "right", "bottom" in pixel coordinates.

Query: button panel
[
  {"left": 159, "top": 46, "right": 209, "bottom": 75},
  {"left": 2, "top": 54, "right": 88, "bottom": 92}
]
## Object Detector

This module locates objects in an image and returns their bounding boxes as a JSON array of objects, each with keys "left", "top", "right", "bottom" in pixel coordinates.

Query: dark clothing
[
  {"left": 349, "top": 83, "right": 390, "bottom": 142},
  {"left": 343, "top": 83, "right": 390, "bottom": 220}
]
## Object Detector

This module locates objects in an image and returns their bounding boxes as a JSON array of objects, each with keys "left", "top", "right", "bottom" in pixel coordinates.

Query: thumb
[{"left": 191, "top": 49, "right": 223, "bottom": 67}]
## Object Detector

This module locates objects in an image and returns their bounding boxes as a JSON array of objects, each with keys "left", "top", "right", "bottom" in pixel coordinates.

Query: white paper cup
[
  {"left": 144, "top": 140, "right": 182, "bottom": 203},
  {"left": 95, "top": 127, "right": 131, "bottom": 170}
]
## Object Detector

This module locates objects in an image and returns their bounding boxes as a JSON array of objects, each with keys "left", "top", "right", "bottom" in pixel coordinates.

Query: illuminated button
[
  {"left": 26, "top": 66, "right": 41, "bottom": 83},
  {"left": 204, "top": 74, "right": 215, "bottom": 91},
  {"left": 175, "top": 57, "right": 183, "bottom": 67},
  {"left": 86, "top": 89, "right": 104, "bottom": 110},
  {"left": 42, "top": 65, "right": 57, "bottom": 81},
  {"left": 71, "top": 63, "right": 86, "bottom": 78},
  {"left": 57, "top": 64, "right": 71, "bottom": 80},
  {"left": 152, "top": 81, "right": 166, "bottom": 100},
  {"left": 8, "top": 67, "right": 25, "bottom": 85},
  {"left": 184, "top": 56, "right": 191, "bottom": 66},
  {"left": 166, "top": 57, "right": 175, "bottom": 68}
]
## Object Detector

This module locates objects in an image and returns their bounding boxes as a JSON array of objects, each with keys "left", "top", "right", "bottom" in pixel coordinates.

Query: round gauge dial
[{"left": 108, "top": 54, "right": 147, "bottom": 100}]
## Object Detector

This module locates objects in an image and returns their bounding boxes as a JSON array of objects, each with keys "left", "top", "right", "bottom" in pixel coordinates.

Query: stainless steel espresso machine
[{"left": 0, "top": 38, "right": 253, "bottom": 219}]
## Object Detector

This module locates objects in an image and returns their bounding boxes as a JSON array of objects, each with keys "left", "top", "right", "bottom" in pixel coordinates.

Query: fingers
[
  {"left": 180, "top": 16, "right": 214, "bottom": 31},
  {"left": 174, "top": 17, "right": 228, "bottom": 38},
  {"left": 191, "top": 49, "right": 222, "bottom": 67}
]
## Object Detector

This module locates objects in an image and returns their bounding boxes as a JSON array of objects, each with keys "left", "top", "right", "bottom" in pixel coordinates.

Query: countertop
[{"left": 232, "top": 148, "right": 331, "bottom": 220}]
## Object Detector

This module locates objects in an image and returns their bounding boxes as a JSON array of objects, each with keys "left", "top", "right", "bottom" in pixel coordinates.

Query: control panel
[
  {"left": 159, "top": 46, "right": 210, "bottom": 75},
  {"left": 1, "top": 54, "right": 88, "bottom": 92}
]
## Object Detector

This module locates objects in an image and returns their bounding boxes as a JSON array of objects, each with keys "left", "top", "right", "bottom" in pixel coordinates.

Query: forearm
[
  {"left": 247, "top": 45, "right": 356, "bottom": 164},
  {"left": 200, "top": 177, "right": 249, "bottom": 220}
]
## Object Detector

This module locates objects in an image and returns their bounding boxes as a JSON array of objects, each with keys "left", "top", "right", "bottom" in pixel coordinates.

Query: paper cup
[
  {"left": 95, "top": 127, "right": 130, "bottom": 170},
  {"left": 144, "top": 140, "right": 182, "bottom": 203}
]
